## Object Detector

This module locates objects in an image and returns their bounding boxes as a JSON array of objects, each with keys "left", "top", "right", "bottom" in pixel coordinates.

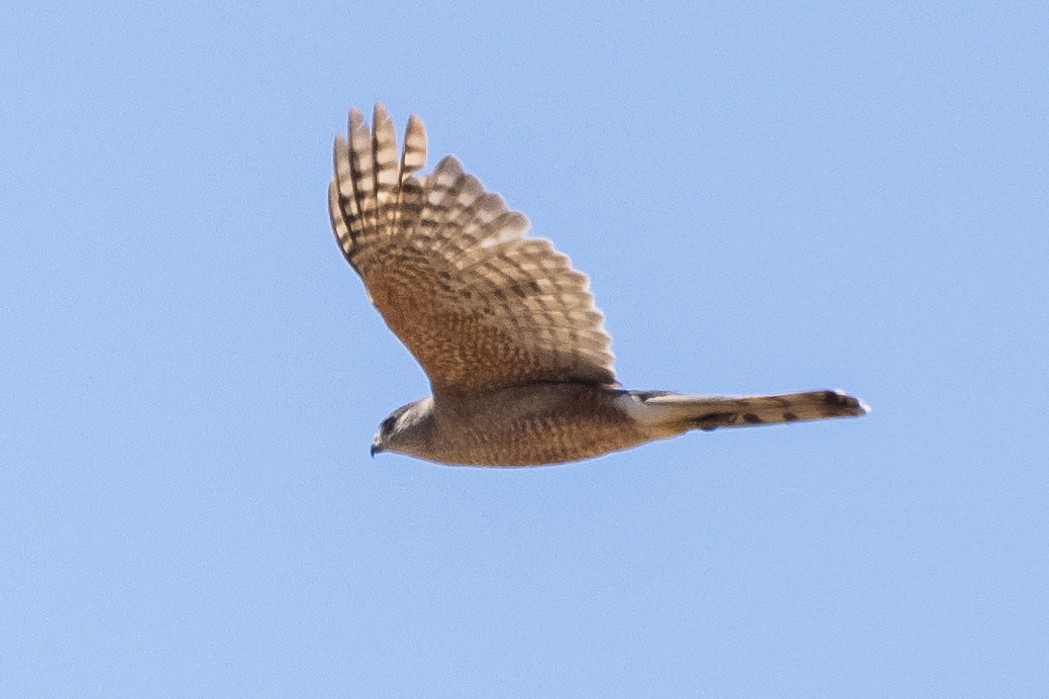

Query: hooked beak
[{"left": 370, "top": 442, "right": 382, "bottom": 458}]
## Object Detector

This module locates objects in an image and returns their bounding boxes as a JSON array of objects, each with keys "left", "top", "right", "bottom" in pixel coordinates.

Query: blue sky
[{"left": 3, "top": 2, "right": 1047, "bottom": 696}]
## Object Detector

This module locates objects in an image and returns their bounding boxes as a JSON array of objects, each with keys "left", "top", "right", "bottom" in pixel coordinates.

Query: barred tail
[{"left": 630, "top": 389, "right": 869, "bottom": 433}]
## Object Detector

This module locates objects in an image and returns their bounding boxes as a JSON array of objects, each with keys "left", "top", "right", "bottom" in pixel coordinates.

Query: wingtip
[
  {"left": 401, "top": 113, "right": 428, "bottom": 173},
  {"left": 349, "top": 105, "right": 363, "bottom": 123},
  {"left": 373, "top": 102, "right": 389, "bottom": 125}
]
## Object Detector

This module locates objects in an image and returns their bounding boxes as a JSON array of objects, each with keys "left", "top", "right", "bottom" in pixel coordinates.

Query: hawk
[{"left": 328, "top": 104, "right": 867, "bottom": 467}]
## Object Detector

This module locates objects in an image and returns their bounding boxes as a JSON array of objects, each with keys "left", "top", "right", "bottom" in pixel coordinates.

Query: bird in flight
[{"left": 328, "top": 104, "right": 867, "bottom": 467}]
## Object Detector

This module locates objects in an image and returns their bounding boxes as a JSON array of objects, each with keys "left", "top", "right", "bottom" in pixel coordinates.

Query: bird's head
[{"left": 370, "top": 396, "right": 435, "bottom": 459}]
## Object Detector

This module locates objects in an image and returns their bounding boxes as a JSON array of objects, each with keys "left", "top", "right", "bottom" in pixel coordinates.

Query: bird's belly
[
  {"left": 435, "top": 418, "right": 649, "bottom": 466},
  {"left": 427, "top": 386, "right": 651, "bottom": 466}
]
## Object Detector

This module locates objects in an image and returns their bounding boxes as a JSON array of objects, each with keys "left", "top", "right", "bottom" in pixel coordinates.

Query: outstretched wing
[{"left": 328, "top": 104, "right": 616, "bottom": 397}]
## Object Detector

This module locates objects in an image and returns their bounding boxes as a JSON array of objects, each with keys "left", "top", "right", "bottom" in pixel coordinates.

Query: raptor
[{"left": 328, "top": 105, "right": 867, "bottom": 466}]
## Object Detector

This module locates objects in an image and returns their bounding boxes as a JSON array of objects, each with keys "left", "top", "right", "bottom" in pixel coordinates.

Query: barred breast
[{"left": 426, "top": 383, "right": 652, "bottom": 466}]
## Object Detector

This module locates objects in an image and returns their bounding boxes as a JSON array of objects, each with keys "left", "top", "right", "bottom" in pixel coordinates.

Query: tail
[{"left": 629, "top": 389, "right": 869, "bottom": 433}]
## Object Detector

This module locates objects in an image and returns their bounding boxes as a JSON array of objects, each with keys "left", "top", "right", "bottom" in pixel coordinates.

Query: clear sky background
[{"left": 3, "top": 2, "right": 1047, "bottom": 696}]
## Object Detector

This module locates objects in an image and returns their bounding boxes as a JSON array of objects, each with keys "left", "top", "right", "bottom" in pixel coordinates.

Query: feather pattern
[{"left": 328, "top": 104, "right": 616, "bottom": 397}]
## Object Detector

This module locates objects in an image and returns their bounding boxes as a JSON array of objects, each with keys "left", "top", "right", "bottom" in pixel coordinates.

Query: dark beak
[{"left": 370, "top": 443, "right": 379, "bottom": 458}]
